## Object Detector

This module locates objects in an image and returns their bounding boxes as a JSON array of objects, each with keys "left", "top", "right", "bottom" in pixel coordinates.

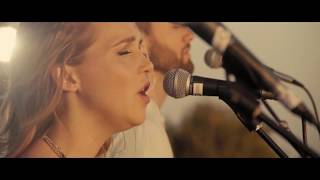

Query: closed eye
[
  {"left": 118, "top": 50, "right": 131, "bottom": 56},
  {"left": 138, "top": 39, "right": 144, "bottom": 50},
  {"left": 117, "top": 38, "right": 144, "bottom": 56}
]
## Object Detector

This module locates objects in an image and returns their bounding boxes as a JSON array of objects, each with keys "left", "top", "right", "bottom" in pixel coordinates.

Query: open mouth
[
  {"left": 138, "top": 81, "right": 151, "bottom": 104},
  {"left": 139, "top": 82, "right": 150, "bottom": 96}
]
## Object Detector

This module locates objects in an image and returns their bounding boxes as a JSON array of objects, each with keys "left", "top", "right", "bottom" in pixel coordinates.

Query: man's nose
[{"left": 183, "top": 27, "right": 194, "bottom": 44}]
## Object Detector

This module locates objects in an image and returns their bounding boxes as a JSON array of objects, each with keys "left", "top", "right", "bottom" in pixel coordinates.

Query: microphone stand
[
  {"left": 257, "top": 129, "right": 289, "bottom": 158},
  {"left": 218, "top": 84, "right": 320, "bottom": 158},
  {"left": 226, "top": 72, "right": 288, "bottom": 158},
  {"left": 230, "top": 105, "right": 289, "bottom": 158}
]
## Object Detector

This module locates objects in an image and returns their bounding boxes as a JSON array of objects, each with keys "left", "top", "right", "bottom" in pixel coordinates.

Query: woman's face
[{"left": 72, "top": 23, "right": 153, "bottom": 132}]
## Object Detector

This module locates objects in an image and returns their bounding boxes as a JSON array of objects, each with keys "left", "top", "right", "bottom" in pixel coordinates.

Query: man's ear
[{"left": 51, "top": 65, "right": 80, "bottom": 92}]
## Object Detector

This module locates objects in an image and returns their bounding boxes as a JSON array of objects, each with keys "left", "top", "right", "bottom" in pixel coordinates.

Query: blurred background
[{"left": 0, "top": 22, "right": 319, "bottom": 157}]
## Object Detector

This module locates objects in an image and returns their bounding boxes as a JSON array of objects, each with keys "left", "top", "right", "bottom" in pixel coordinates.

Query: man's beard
[{"left": 148, "top": 41, "right": 194, "bottom": 74}]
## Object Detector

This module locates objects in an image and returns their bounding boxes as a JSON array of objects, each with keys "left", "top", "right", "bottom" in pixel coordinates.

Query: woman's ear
[
  {"left": 51, "top": 65, "right": 80, "bottom": 92},
  {"left": 62, "top": 66, "right": 80, "bottom": 92}
]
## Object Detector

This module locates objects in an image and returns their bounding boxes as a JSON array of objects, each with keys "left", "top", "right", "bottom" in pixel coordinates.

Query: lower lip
[{"left": 139, "top": 93, "right": 150, "bottom": 104}]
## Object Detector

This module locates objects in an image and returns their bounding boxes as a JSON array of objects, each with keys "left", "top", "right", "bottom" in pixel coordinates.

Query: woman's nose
[
  {"left": 139, "top": 52, "right": 154, "bottom": 74},
  {"left": 138, "top": 42, "right": 153, "bottom": 73}
]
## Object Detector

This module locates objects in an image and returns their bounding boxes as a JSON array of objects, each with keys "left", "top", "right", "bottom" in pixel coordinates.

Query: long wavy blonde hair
[{"left": 0, "top": 22, "right": 95, "bottom": 157}]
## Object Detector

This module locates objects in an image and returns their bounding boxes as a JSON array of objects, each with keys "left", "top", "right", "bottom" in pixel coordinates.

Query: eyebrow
[{"left": 112, "top": 36, "right": 136, "bottom": 48}]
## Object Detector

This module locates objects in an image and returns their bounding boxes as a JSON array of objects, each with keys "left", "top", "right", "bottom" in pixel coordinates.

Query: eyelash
[
  {"left": 117, "top": 40, "right": 144, "bottom": 56},
  {"left": 118, "top": 50, "right": 131, "bottom": 56}
]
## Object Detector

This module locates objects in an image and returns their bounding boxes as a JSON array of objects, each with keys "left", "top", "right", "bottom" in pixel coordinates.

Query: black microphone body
[
  {"left": 163, "top": 68, "right": 261, "bottom": 119},
  {"left": 190, "top": 76, "right": 275, "bottom": 100},
  {"left": 189, "top": 76, "right": 228, "bottom": 97},
  {"left": 190, "top": 76, "right": 262, "bottom": 120},
  {"left": 163, "top": 68, "right": 275, "bottom": 102}
]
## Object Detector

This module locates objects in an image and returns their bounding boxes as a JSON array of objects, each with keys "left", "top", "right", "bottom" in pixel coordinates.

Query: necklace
[{"left": 42, "top": 135, "right": 66, "bottom": 158}]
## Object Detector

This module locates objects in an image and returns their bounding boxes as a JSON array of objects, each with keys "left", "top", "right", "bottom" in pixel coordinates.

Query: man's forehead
[
  {"left": 149, "top": 22, "right": 177, "bottom": 35},
  {"left": 151, "top": 22, "right": 172, "bottom": 29}
]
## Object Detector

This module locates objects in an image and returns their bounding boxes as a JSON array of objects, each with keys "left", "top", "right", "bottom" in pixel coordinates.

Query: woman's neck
[
  {"left": 46, "top": 99, "right": 113, "bottom": 157},
  {"left": 21, "top": 95, "right": 114, "bottom": 158}
]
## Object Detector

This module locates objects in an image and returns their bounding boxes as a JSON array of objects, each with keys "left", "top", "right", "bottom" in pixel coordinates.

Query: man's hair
[{"left": 136, "top": 22, "right": 152, "bottom": 35}]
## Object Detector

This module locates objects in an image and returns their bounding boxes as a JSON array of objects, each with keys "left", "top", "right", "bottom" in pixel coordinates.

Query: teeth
[
  {"left": 140, "top": 83, "right": 150, "bottom": 95},
  {"left": 140, "top": 90, "right": 146, "bottom": 96}
]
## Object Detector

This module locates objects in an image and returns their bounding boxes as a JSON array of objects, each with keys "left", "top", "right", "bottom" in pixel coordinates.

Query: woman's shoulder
[{"left": 18, "top": 139, "right": 57, "bottom": 158}]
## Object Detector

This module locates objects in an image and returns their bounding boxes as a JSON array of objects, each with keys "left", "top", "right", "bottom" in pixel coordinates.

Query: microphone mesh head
[
  {"left": 163, "top": 69, "right": 191, "bottom": 98},
  {"left": 204, "top": 49, "right": 223, "bottom": 68}
]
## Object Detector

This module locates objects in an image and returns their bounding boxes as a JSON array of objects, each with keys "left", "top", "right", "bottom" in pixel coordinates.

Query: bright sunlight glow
[{"left": 0, "top": 27, "right": 17, "bottom": 62}]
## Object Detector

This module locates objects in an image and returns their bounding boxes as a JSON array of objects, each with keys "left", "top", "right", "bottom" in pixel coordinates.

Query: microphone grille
[
  {"left": 163, "top": 69, "right": 191, "bottom": 98},
  {"left": 204, "top": 49, "right": 223, "bottom": 68}
]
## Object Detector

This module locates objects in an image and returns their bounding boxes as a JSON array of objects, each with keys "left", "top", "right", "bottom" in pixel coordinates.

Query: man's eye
[{"left": 118, "top": 50, "right": 131, "bottom": 56}]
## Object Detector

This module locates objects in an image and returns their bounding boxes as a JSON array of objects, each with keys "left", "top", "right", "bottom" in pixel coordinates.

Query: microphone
[
  {"left": 205, "top": 48, "right": 303, "bottom": 87},
  {"left": 182, "top": 22, "right": 317, "bottom": 126},
  {"left": 163, "top": 68, "right": 276, "bottom": 100},
  {"left": 204, "top": 48, "right": 223, "bottom": 69},
  {"left": 163, "top": 68, "right": 270, "bottom": 121},
  {"left": 185, "top": 22, "right": 283, "bottom": 89}
]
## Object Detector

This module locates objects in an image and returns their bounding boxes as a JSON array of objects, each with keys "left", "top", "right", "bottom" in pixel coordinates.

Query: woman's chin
[
  {"left": 117, "top": 115, "right": 146, "bottom": 132},
  {"left": 130, "top": 115, "right": 146, "bottom": 127}
]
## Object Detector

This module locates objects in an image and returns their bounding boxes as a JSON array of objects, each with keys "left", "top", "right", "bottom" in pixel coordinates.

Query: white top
[{"left": 103, "top": 100, "right": 174, "bottom": 158}]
